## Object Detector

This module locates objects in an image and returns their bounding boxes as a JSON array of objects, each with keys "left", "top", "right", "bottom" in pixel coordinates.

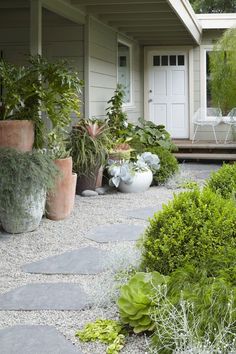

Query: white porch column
[{"left": 30, "top": 0, "right": 42, "bottom": 56}]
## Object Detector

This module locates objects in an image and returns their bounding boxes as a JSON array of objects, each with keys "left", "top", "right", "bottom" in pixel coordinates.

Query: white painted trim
[
  {"left": 200, "top": 44, "right": 214, "bottom": 111},
  {"left": 167, "top": 0, "right": 202, "bottom": 44},
  {"left": 117, "top": 36, "right": 134, "bottom": 108},
  {"left": 144, "top": 46, "right": 194, "bottom": 139},
  {"left": 197, "top": 13, "right": 236, "bottom": 29},
  {"left": 42, "top": 0, "right": 85, "bottom": 24},
  {"left": 84, "top": 15, "right": 90, "bottom": 118},
  {"left": 188, "top": 47, "right": 194, "bottom": 139},
  {"left": 30, "top": 0, "right": 42, "bottom": 56}
]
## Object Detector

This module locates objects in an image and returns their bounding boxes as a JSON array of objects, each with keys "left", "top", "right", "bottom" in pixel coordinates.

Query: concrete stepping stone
[
  {"left": 86, "top": 223, "right": 146, "bottom": 243},
  {"left": 0, "top": 283, "right": 89, "bottom": 310},
  {"left": 0, "top": 325, "right": 82, "bottom": 354},
  {"left": 125, "top": 206, "right": 162, "bottom": 220},
  {"left": 22, "top": 246, "right": 108, "bottom": 275}
]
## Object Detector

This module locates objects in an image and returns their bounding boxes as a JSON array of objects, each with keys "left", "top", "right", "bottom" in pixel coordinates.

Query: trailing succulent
[
  {"left": 75, "top": 319, "right": 126, "bottom": 354},
  {"left": 108, "top": 152, "right": 160, "bottom": 188},
  {"left": 117, "top": 272, "right": 167, "bottom": 333}
]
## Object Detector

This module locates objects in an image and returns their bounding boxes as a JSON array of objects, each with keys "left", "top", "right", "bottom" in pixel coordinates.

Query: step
[{"left": 174, "top": 153, "right": 236, "bottom": 161}]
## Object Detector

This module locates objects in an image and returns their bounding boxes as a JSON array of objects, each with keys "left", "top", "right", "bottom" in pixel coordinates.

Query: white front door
[{"left": 147, "top": 51, "right": 189, "bottom": 139}]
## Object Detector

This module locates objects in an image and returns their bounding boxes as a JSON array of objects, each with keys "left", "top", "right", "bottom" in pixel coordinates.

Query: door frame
[{"left": 144, "top": 46, "right": 194, "bottom": 140}]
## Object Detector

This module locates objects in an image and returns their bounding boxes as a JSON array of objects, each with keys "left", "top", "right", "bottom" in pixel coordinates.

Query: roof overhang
[
  {"left": 71, "top": 0, "right": 202, "bottom": 45},
  {"left": 197, "top": 13, "right": 236, "bottom": 30}
]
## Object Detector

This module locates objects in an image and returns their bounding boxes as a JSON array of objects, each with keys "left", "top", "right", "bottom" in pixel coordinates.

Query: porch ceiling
[{"left": 70, "top": 0, "right": 202, "bottom": 45}]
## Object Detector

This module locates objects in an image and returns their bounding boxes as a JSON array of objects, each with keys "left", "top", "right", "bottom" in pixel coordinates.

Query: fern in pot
[
  {"left": 108, "top": 152, "right": 160, "bottom": 193},
  {"left": 0, "top": 148, "right": 59, "bottom": 233}
]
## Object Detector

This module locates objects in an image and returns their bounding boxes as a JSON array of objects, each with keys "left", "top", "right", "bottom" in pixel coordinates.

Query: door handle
[{"left": 148, "top": 99, "right": 153, "bottom": 103}]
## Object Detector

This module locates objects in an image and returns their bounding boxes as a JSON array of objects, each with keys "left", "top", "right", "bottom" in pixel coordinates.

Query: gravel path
[{"left": 0, "top": 162, "right": 221, "bottom": 354}]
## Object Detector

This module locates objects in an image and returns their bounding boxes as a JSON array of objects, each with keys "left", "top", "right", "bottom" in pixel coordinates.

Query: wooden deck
[{"left": 172, "top": 140, "right": 236, "bottom": 161}]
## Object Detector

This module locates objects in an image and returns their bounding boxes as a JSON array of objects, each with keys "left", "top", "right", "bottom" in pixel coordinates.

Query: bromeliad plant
[
  {"left": 107, "top": 152, "right": 160, "bottom": 188},
  {"left": 69, "top": 118, "right": 111, "bottom": 177}
]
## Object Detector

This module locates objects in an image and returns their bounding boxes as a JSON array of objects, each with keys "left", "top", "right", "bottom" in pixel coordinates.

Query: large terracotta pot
[
  {"left": 118, "top": 170, "right": 153, "bottom": 193},
  {"left": 0, "top": 120, "right": 34, "bottom": 152},
  {"left": 46, "top": 157, "right": 77, "bottom": 221}
]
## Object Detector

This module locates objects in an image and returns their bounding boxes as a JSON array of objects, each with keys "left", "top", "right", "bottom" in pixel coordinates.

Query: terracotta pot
[
  {"left": 46, "top": 157, "right": 77, "bottom": 221},
  {"left": 0, "top": 120, "right": 34, "bottom": 152}
]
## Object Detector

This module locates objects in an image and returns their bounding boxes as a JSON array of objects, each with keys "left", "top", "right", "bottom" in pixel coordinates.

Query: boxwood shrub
[
  {"left": 140, "top": 188, "right": 236, "bottom": 275},
  {"left": 206, "top": 162, "right": 236, "bottom": 200},
  {"left": 147, "top": 146, "right": 179, "bottom": 185}
]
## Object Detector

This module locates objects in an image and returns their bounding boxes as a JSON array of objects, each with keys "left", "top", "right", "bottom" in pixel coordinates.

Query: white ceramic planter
[
  {"left": 0, "top": 190, "right": 46, "bottom": 234},
  {"left": 118, "top": 170, "right": 153, "bottom": 193}
]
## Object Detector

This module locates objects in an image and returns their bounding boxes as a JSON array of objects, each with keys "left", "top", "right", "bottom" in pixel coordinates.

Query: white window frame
[
  {"left": 200, "top": 44, "right": 214, "bottom": 109},
  {"left": 117, "top": 37, "right": 133, "bottom": 108}
]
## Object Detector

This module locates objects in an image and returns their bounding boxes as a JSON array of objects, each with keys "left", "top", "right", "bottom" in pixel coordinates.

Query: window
[
  {"left": 152, "top": 54, "right": 185, "bottom": 67},
  {"left": 118, "top": 41, "right": 132, "bottom": 104}
]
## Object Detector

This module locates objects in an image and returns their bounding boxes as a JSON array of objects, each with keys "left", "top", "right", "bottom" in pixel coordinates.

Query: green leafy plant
[
  {"left": 129, "top": 117, "right": 176, "bottom": 153},
  {"left": 69, "top": 118, "right": 111, "bottom": 177},
  {"left": 140, "top": 187, "right": 236, "bottom": 275},
  {"left": 75, "top": 319, "right": 126, "bottom": 354},
  {"left": 45, "top": 127, "right": 71, "bottom": 160},
  {"left": 0, "top": 147, "right": 59, "bottom": 218},
  {"left": 206, "top": 163, "right": 236, "bottom": 200},
  {"left": 117, "top": 272, "right": 167, "bottom": 333},
  {"left": 0, "top": 56, "right": 83, "bottom": 148},
  {"left": 147, "top": 146, "right": 179, "bottom": 185},
  {"left": 106, "top": 84, "right": 129, "bottom": 141}
]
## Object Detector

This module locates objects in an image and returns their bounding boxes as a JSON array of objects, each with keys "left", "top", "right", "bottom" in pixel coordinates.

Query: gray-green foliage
[
  {"left": 189, "top": 0, "right": 236, "bottom": 13},
  {"left": 75, "top": 319, "right": 126, "bottom": 354},
  {"left": 117, "top": 272, "right": 167, "bottom": 333},
  {"left": 206, "top": 163, "right": 236, "bottom": 200},
  {"left": 140, "top": 187, "right": 236, "bottom": 275},
  {"left": 0, "top": 148, "right": 59, "bottom": 217}
]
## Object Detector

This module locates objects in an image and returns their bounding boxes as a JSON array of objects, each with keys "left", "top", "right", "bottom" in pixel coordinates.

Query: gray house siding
[{"left": 87, "top": 17, "right": 143, "bottom": 122}]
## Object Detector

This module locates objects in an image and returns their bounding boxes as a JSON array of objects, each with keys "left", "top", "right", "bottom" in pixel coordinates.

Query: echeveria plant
[{"left": 108, "top": 152, "right": 160, "bottom": 188}]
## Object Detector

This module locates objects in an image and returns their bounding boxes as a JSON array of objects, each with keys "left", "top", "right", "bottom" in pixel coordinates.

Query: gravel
[{"left": 0, "top": 163, "right": 220, "bottom": 354}]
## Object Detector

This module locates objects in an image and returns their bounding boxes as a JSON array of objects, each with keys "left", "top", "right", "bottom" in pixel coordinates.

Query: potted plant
[
  {"left": 0, "top": 147, "right": 59, "bottom": 233},
  {"left": 0, "top": 56, "right": 82, "bottom": 150},
  {"left": 45, "top": 128, "right": 77, "bottom": 221},
  {"left": 69, "top": 118, "right": 111, "bottom": 194},
  {"left": 107, "top": 152, "right": 160, "bottom": 193}
]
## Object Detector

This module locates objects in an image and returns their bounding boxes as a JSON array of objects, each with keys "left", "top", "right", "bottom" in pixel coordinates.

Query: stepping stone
[
  {"left": 22, "top": 246, "right": 108, "bottom": 275},
  {"left": 125, "top": 206, "right": 162, "bottom": 220},
  {"left": 0, "top": 283, "right": 89, "bottom": 310},
  {"left": 86, "top": 224, "right": 146, "bottom": 243},
  {"left": 0, "top": 325, "right": 82, "bottom": 354}
]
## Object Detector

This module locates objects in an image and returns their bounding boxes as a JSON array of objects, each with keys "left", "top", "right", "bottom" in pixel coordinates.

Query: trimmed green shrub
[
  {"left": 206, "top": 163, "right": 236, "bottom": 200},
  {"left": 117, "top": 272, "right": 167, "bottom": 333},
  {"left": 140, "top": 188, "right": 236, "bottom": 275},
  {"left": 147, "top": 146, "right": 179, "bottom": 185}
]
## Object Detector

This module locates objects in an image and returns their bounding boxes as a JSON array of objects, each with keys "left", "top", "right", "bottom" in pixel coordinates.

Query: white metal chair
[
  {"left": 192, "top": 107, "right": 222, "bottom": 144},
  {"left": 222, "top": 108, "right": 236, "bottom": 143}
]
